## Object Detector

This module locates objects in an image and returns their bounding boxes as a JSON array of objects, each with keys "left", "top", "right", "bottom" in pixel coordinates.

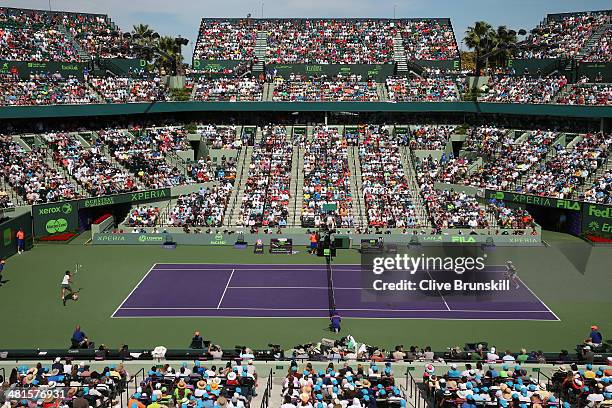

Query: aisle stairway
[
  {"left": 224, "top": 146, "right": 253, "bottom": 228},
  {"left": 253, "top": 31, "right": 268, "bottom": 73}
]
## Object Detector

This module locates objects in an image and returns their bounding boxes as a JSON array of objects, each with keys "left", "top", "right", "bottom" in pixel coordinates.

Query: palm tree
[
  {"left": 156, "top": 36, "right": 184, "bottom": 75},
  {"left": 490, "top": 26, "right": 518, "bottom": 68},
  {"left": 464, "top": 21, "right": 493, "bottom": 75}
]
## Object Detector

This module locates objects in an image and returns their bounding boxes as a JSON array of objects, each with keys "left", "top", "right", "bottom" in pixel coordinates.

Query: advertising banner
[
  {"left": 581, "top": 203, "right": 612, "bottom": 237},
  {"left": 33, "top": 188, "right": 171, "bottom": 238},
  {"left": 485, "top": 190, "right": 582, "bottom": 211},
  {"left": 266, "top": 63, "right": 395, "bottom": 81},
  {"left": 0, "top": 60, "right": 87, "bottom": 79},
  {"left": 32, "top": 201, "right": 79, "bottom": 238}
]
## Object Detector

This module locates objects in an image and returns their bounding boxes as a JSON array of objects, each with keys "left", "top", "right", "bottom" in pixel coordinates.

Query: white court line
[
  {"left": 216, "top": 269, "right": 235, "bottom": 309},
  {"left": 517, "top": 276, "right": 561, "bottom": 321},
  {"left": 153, "top": 268, "right": 363, "bottom": 272},
  {"left": 228, "top": 286, "right": 362, "bottom": 290},
  {"left": 111, "top": 263, "right": 157, "bottom": 318},
  {"left": 111, "top": 315, "right": 559, "bottom": 321},
  {"left": 425, "top": 270, "right": 451, "bottom": 311},
  {"left": 119, "top": 306, "right": 553, "bottom": 313}
]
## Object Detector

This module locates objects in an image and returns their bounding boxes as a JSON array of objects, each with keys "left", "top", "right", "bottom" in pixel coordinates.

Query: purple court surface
[{"left": 112, "top": 264, "right": 559, "bottom": 321}]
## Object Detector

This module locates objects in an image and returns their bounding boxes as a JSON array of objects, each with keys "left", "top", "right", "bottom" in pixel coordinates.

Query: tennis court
[{"left": 112, "top": 263, "right": 559, "bottom": 321}]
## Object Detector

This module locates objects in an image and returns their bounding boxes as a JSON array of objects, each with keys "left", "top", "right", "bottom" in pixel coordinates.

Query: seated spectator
[
  {"left": 91, "top": 76, "right": 170, "bottom": 103},
  {"left": 272, "top": 74, "right": 379, "bottom": 102},
  {"left": 194, "top": 76, "right": 263, "bottom": 102},
  {"left": 194, "top": 20, "right": 257, "bottom": 61},
  {"left": 479, "top": 75, "right": 568, "bottom": 104},
  {"left": 386, "top": 76, "right": 461, "bottom": 102}
]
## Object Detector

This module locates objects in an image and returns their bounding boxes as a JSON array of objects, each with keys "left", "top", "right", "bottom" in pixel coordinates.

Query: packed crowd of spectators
[
  {"left": 0, "top": 7, "right": 80, "bottom": 61},
  {"left": 197, "top": 126, "right": 242, "bottom": 150},
  {"left": 193, "top": 76, "right": 263, "bottom": 102},
  {"left": 462, "top": 126, "right": 514, "bottom": 157},
  {"left": 91, "top": 76, "right": 170, "bottom": 103},
  {"left": 168, "top": 185, "right": 233, "bottom": 228},
  {"left": 265, "top": 19, "right": 395, "bottom": 64},
  {"left": 583, "top": 170, "right": 612, "bottom": 204},
  {"left": 124, "top": 359, "right": 256, "bottom": 408},
  {"left": 424, "top": 361, "right": 561, "bottom": 407},
  {"left": 359, "top": 125, "right": 419, "bottom": 229},
  {"left": 302, "top": 127, "right": 354, "bottom": 229},
  {"left": 280, "top": 360, "right": 407, "bottom": 408},
  {"left": 488, "top": 200, "right": 536, "bottom": 230},
  {"left": 521, "top": 132, "right": 611, "bottom": 199},
  {"left": 100, "top": 127, "right": 191, "bottom": 188},
  {"left": 43, "top": 132, "right": 141, "bottom": 196},
  {"left": 416, "top": 155, "right": 489, "bottom": 230},
  {"left": 194, "top": 20, "right": 257, "bottom": 61},
  {"left": 401, "top": 19, "right": 458, "bottom": 60},
  {"left": 409, "top": 125, "right": 456, "bottom": 150},
  {"left": 556, "top": 78, "right": 612, "bottom": 106},
  {"left": 60, "top": 12, "right": 133, "bottom": 58},
  {"left": 581, "top": 26, "right": 611, "bottom": 62},
  {"left": 0, "top": 73, "right": 97, "bottom": 106},
  {"left": 1, "top": 358, "right": 128, "bottom": 407},
  {"left": 272, "top": 74, "right": 379, "bottom": 102},
  {"left": 386, "top": 76, "right": 461, "bottom": 102},
  {"left": 0, "top": 135, "right": 81, "bottom": 204},
  {"left": 460, "top": 130, "right": 559, "bottom": 190},
  {"left": 479, "top": 76, "right": 568, "bottom": 104},
  {"left": 516, "top": 12, "right": 609, "bottom": 58},
  {"left": 127, "top": 205, "right": 160, "bottom": 227},
  {"left": 239, "top": 126, "right": 293, "bottom": 229},
  {"left": 187, "top": 155, "right": 237, "bottom": 184}
]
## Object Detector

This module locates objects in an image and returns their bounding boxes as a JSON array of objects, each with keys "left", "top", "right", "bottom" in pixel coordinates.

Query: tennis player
[
  {"left": 505, "top": 260, "right": 520, "bottom": 289},
  {"left": 61, "top": 270, "right": 74, "bottom": 303}
]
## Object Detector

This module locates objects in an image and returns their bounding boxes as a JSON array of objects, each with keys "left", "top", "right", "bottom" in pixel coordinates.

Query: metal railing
[
  {"left": 260, "top": 368, "right": 273, "bottom": 408},
  {"left": 404, "top": 369, "right": 431, "bottom": 408}
]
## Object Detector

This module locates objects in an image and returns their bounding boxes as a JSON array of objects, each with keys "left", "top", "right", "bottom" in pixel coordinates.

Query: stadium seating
[
  {"left": 358, "top": 125, "right": 419, "bottom": 229},
  {"left": 264, "top": 19, "right": 395, "bottom": 64},
  {"left": 239, "top": 126, "right": 293, "bottom": 229},
  {"left": 300, "top": 127, "right": 354, "bottom": 229},
  {"left": 479, "top": 76, "right": 568, "bottom": 104},
  {"left": 0, "top": 134, "right": 81, "bottom": 204},
  {"left": 193, "top": 76, "right": 263, "bottom": 102},
  {"left": 521, "top": 133, "right": 611, "bottom": 199},
  {"left": 91, "top": 76, "right": 170, "bottom": 103},
  {"left": 0, "top": 73, "right": 96, "bottom": 106},
  {"left": 556, "top": 79, "right": 612, "bottom": 106},
  {"left": 0, "top": 7, "right": 81, "bottom": 61},
  {"left": 409, "top": 125, "right": 456, "bottom": 150},
  {"left": 386, "top": 76, "right": 461, "bottom": 102},
  {"left": 43, "top": 132, "right": 141, "bottom": 196},
  {"left": 271, "top": 74, "right": 379, "bottom": 102},
  {"left": 194, "top": 20, "right": 257, "bottom": 61},
  {"left": 517, "top": 12, "right": 609, "bottom": 58},
  {"left": 98, "top": 127, "right": 190, "bottom": 188},
  {"left": 401, "top": 19, "right": 458, "bottom": 60}
]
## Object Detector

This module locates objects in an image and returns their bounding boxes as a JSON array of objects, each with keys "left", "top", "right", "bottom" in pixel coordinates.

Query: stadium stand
[
  {"left": 193, "top": 76, "right": 263, "bottom": 102},
  {"left": 238, "top": 126, "right": 293, "bottom": 230},
  {"left": 0, "top": 73, "right": 96, "bottom": 106},
  {"left": 517, "top": 11, "right": 610, "bottom": 59},
  {"left": 301, "top": 127, "right": 354, "bottom": 229},
  {"left": 193, "top": 20, "right": 257, "bottom": 61},
  {"left": 271, "top": 74, "right": 379, "bottom": 102},
  {"left": 264, "top": 19, "right": 396, "bottom": 64}
]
